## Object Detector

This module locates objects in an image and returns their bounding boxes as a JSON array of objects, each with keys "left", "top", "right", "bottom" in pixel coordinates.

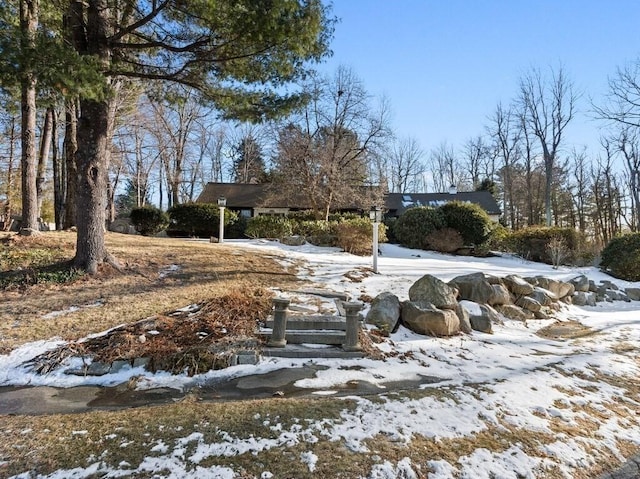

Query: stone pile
[{"left": 366, "top": 272, "right": 640, "bottom": 337}]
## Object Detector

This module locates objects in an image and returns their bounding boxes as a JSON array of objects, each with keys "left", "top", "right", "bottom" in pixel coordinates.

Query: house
[
  {"left": 196, "top": 183, "right": 501, "bottom": 221},
  {"left": 385, "top": 190, "right": 501, "bottom": 222}
]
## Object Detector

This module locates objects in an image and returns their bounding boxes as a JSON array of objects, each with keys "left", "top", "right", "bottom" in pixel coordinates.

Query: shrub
[
  {"left": 333, "top": 217, "right": 387, "bottom": 256},
  {"left": 425, "top": 227, "right": 464, "bottom": 253},
  {"left": 245, "top": 215, "right": 293, "bottom": 240},
  {"left": 439, "top": 201, "right": 492, "bottom": 245},
  {"left": 503, "top": 226, "right": 590, "bottom": 265},
  {"left": 393, "top": 206, "right": 446, "bottom": 250},
  {"left": 167, "top": 203, "right": 237, "bottom": 238},
  {"left": 600, "top": 233, "right": 640, "bottom": 281},
  {"left": 130, "top": 206, "right": 169, "bottom": 236},
  {"left": 292, "top": 220, "right": 335, "bottom": 246}
]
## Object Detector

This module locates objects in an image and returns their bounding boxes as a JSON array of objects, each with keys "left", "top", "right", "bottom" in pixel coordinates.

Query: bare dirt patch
[{"left": 536, "top": 320, "right": 597, "bottom": 340}]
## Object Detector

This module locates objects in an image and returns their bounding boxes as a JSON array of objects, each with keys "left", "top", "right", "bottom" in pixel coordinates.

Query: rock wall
[{"left": 366, "top": 273, "right": 638, "bottom": 337}]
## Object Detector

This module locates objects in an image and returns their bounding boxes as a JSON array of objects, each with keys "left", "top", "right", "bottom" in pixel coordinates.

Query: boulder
[
  {"left": 516, "top": 296, "right": 542, "bottom": 312},
  {"left": 569, "top": 275, "right": 590, "bottom": 293},
  {"left": 503, "top": 275, "right": 535, "bottom": 296},
  {"left": 281, "top": 235, "right": 306, "bottom": 246},
  {"left": 468, "top": 305, "right": 499, "bottom": 334},
  {"left": 489, "top": 284, "right": 512, "bottom": 306},
  {"left": 626, "top": 288, "right": 640, "bottom": 301},
  {"left": 536, "top": 277, "right": 575, "bottom": 299},
  {"left": 534, "top": 309, "right": 550, "bottom": 319},
  {"left": 448, "top": 272, "right": 494, "bottom": 304},
  {"left": 401, "top": 301, "right": 460, "bottom": 337},
  {"left": 494, "top": 304, "right": 534, "bottom": 321},
  {"left": 455, "top": 303, "right": 473, "bottom": 334},
  {"left": 366, "top": 292, "right": 401, "bottom": 334},
  {"left": 572, "top": 291, "right": 597, "bottom": 307},
  {"left": 529, "top": 287, "right": 558, "bottom": 306},
  {"left": 409, "top": 274, "right": 458, "bottom": 310},
  {"left": 600, "top": 280, "right": 618, "bottom": 291}
]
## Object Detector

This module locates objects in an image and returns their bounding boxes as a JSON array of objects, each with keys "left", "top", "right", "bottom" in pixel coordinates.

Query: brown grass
[{"left": 0, "top": 232, "right": 300, "bottom": 353}]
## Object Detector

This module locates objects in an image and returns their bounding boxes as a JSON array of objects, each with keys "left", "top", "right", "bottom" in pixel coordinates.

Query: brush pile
[{"left": 30, "top": 288, "right": 274, "bottom": 376}]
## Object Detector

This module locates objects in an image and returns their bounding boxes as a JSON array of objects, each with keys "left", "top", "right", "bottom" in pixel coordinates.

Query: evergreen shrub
[
  {"left": 439, "top": 201, "right": 492, "bottom": 245},
  {"left": 393, "top": 207, "right": 446, "bottom": 250},
  {"left": 245, "top": 215, "right": 293, "bottom": 240},
  {"left": 167, "top": 203, "right": 236, "bottom": 238},
  {"left": 600, "top": 233, "right": 640, "bottom": 281},
  {"left": 130, "top": 206, "right": 169, "bottom": 236},
  {"left": 292, "top": 220, "right": 335, "bottom": 246}
]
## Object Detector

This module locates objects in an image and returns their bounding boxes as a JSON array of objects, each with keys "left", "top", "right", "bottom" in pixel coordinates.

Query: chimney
[{"left": 448, "top": 184, "right": 457, "bottom": 195}]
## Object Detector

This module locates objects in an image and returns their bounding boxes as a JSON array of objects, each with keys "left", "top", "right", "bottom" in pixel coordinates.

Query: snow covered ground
[{"left": 3, "top": 240, "right": 640, "bottom": 478}]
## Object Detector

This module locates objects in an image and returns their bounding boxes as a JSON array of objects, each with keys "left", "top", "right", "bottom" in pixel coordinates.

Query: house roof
[
  {"left": 196, "top": 183, "right": 502, "bottom": 216},
  {"left": 196, "top": 183, "right": 275, "bottom": 208},
  {"left": 385, "top": 191, "right": 501, "bottom": 216}
]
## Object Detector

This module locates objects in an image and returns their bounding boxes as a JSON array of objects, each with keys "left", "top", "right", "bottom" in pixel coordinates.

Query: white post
[
  {"left": 372, "top": 221, "right": 379, "bottom": 274},
  {"left": 218, "top": 206, "right": 225, "bottom": 244},
  {"left": 217, "top": 196, "right": 227, "bottom": 244},
  {"left": 369, "top": 205, "right": 381, "bottom": 274}
]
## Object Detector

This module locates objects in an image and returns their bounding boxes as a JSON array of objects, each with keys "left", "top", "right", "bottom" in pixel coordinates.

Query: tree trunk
[
  {"left": 543, "top": 147, "right": 553, "bottom": 227},
  {"left": 72, "top": 0, "right": 113, "bottom": 274},
  {"left": 63, "top": 99, "right": 78, "bottom": 228},
  {"left": 36, "top": 106, "right": 54, "bottom": 217},
  {"left": 52, "top": 109, "right": 65, "bottom": 230},
  {"left": 74, "top": 97, "right": 110, "bottom": 274},
  {"left": 2, "top": 116, "right": 18, "bottom": 230},
  {"left": 19, "top": 0, "right": 39, "bottom": 233}
]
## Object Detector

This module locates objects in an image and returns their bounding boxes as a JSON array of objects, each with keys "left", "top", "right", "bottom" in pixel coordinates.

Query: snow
[{"left": 4, "top": 239, "right": 640, "bottom": 479}]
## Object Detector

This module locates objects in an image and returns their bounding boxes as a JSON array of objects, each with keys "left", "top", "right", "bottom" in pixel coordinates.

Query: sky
[{"left": 317, "top": 1, "right": 640, "bottom": 156}]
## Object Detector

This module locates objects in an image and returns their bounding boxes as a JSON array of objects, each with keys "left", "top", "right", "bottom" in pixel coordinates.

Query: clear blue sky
[{"left": 318, "top": 1, "right": 640, "bottom": 155}]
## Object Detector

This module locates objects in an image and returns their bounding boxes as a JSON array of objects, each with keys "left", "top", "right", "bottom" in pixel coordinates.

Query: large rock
[
  {"left": 503, "top": 275, "right": 535, "bottom": 296},
  {"left": 516, "top": 296, "right": 542, "bottom": 312},
  {"left": 281, "top": 235, "right": 306, "bottom": 246},
  {"left": 366, "top": 292, "right": 401, "bottom": 334},
  {"left": 536, "top": 277, "right": 574, "bottom": 299},
  {"left": 459, "top": 301, "right": 497, "bottom": 334},
  {"left": 529, "top": 287, "right": 558, "bottom": 306},
  {"left": 401, "top": 301, "right": 460, "bottom": 337},
  {"left": 494, "top": 304, "right": 535, "bottom": 321},
  {"left": 409, "top": 274, "right": 458, "bottom": 310},
  {"left": 569, "top": 275, "right": 590, "bottom": 293},
  {"left": 455, "top": 303, "right": 473, "bottom": 334},
  {"left": 448, "top": 272, "right": 494, "bottom": 304},
  {"left": 626, "top": 288, "right": 640, "bottom": 301},
  {"left": 489, "top": 284, "right": 512, "bottom": 306}
]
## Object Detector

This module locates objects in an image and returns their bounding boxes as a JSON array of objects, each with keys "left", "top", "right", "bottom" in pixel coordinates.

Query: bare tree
[
  {"left": 613, "top": 126, "right": 640, "bottom": 231},
  {"left": 36, "top": 106, "right": 53, "bottom": 218},
  {"left": 568, "top": 147, "right": 592, "bottom": 233},
  {"left": 518, "top": 66, "right": 576, "bottom": 226},
  {"left": 272, "top": 66, "right": 391, "bottom": 219},
  {"left": 145, "top": 86, "right": 208, "bottom": 207},
  {"left": 595, "top": 60, "right": 640, "bottom": 128},
  {"left": 0, "top": 106, "right": 19, "bottom": 229},
  {"left": 462, "top": 135, "right": 491, "bottom": 190},
  {"left": 488, "top": 103, "right": 522, "bottom": 228},
  {"left": 592, "top": 139, "right": 622, "bottom": 245},
  {"left": 386, "top": 136, "right": 426, "bottom": 193},
  {"left": 429, "top": 141, "right": 464, "bottom": 192}
]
